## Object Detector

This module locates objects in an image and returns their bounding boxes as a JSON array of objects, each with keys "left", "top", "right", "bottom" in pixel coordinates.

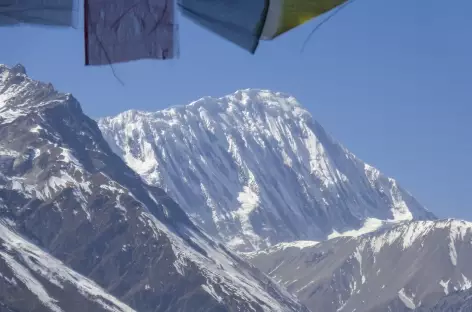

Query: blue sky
[{"left": 1, "top": 0, "right": 471, "bottom": 220}]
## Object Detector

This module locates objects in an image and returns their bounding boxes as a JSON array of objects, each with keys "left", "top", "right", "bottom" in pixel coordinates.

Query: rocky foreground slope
[
  {"left": 246, "top": 219, "right": 472, "bottom": 312},
  {"left": 0, "top": 221, "right": 135, "bottom": 312}
]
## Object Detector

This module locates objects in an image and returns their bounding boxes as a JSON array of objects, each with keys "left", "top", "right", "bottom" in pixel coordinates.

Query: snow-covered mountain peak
[
  {"left": 99, "top": 89, "right": 435, "bottom": 252},
  {"left": 189, "top": 88, "right": 302, "bottom": 109},
  {"left": 213, "top": 88, "right": 303, "bottom": 113},
  {"left": 10, "top": 63, "right": 27, "bottom": 75},
  {"left": 0, "top": 64, "right": 79, "bottom": 124},
  {"left": 110, "top": 88, "right": 307, "bottom": 124}
]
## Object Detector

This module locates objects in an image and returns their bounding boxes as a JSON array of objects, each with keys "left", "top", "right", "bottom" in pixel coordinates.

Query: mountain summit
[{"left": 98, "top": 89, "right": 435, "bottom": 252}]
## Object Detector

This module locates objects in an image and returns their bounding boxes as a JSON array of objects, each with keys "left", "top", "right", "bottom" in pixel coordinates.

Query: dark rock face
[
  {"left": 416, "top": 288, "right": 472, "bottom": 312},
  {"left": 0, "top": 222, "right": 135, "bottom": 312},
  {"left": 0, "top": 64, "right": 309, "bottom": 312}
]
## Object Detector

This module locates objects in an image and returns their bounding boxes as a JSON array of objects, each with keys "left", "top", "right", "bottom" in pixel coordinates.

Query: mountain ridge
[
  {"left": 5, "top": 63, "right": 468, "bottom": 312},
  {"left": 247, "top": 218, "right": 472, "bottom": 312},
  {"left": 0, "top": 63, "right": 309, "bottom": 312}
]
